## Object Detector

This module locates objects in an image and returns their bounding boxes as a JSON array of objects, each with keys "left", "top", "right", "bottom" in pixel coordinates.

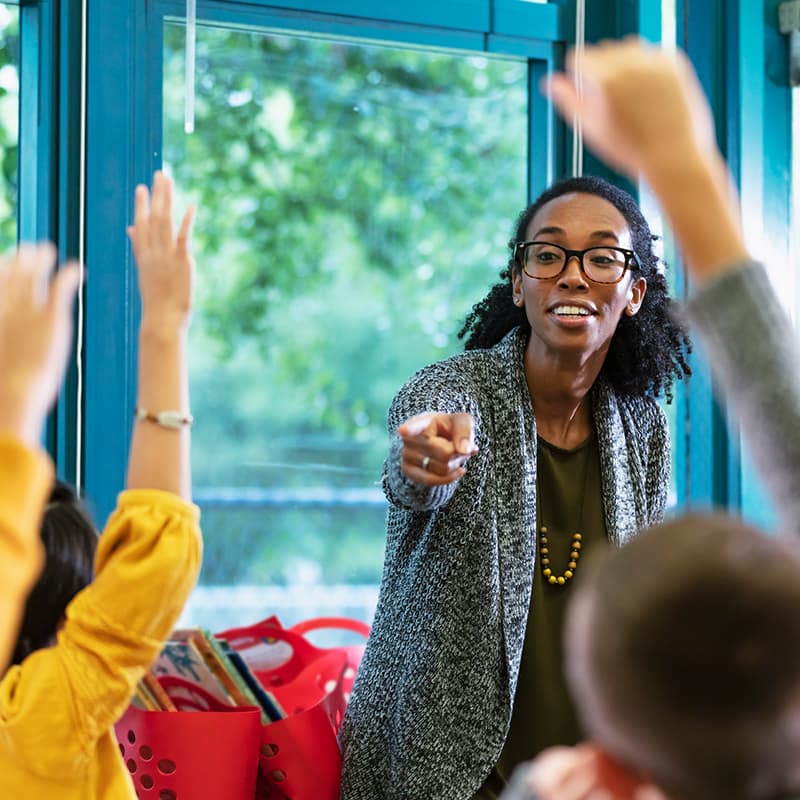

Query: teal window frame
[
  {"left": 13, "top": 0, "right": 84, "bottom": 481},
  {"left": 675, "top": 0, "right": 790, "bottom": 529}
]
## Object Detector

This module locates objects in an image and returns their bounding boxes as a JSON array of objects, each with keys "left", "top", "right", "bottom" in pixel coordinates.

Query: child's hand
[
  {"left": 0, "top": 243, "right": 80, "bottom": 445},
  {"left": 127, "top": 171, "right": 195, "bottom": 330},
  {"left": 501, "top": 745, "right": 667, "bottom": 800},
  {"left": 543, "top": 37, "right": 715, "bottom": 182}
]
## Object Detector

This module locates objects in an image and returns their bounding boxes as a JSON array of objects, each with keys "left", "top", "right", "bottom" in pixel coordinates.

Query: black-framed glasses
[{"left": 513, "top": 240, "right": 641, "bottom": 285}]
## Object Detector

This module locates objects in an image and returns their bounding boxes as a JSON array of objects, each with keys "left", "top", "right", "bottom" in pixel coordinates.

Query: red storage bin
[
  {"left": 115, "top": 678, "right": 262, "bottom": 800},
  {"left": 217, "top": 615, "right": 370, "bottom": 699},
  {"left": 217, "top": 616, "right": 370, "bottom": 800},
  {"left": 256, "top": 650, "right": 349, "bottom": 800}
]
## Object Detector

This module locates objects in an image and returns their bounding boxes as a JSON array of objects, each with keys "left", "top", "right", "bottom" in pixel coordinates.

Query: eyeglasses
[{"left": 513, "top": 241, "right": 641, "bottom": 285}]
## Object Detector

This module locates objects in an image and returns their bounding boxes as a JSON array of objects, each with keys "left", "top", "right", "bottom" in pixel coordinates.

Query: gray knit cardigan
[{"left": 339, "top": 326, "right": 671, "bottom": 800}]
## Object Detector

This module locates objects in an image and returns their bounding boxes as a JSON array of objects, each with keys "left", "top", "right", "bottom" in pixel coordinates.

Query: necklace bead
[{"left": 538, "top": 528, "right": 582, "bottom": 586}]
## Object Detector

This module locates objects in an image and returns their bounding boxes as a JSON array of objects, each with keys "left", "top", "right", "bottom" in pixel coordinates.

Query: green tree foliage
[
  {"left": 0, "top": 7, "right": 18, "bottom": 252},
  {"left": 162, "top": 24, "right": 528, "bottom": 590}
]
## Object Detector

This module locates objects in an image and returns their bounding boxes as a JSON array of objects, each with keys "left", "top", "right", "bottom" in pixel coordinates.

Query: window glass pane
[
  {"left": 661, "top": 0, "right": 676, "bottom": 50},
  {"left": 0, "top": 4, "right": 18, "bottom": 250},
  {"left": 163, "top": 23, "right": 528, "bottom": 632}
]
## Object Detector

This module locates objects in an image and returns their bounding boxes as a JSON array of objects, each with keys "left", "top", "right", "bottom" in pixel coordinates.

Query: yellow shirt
[
  {"left": 0, "top": 489, "right": 202, "bottom": 799},
  {"left": 0, "top": 434, "right": 53, "bottom": 672}
]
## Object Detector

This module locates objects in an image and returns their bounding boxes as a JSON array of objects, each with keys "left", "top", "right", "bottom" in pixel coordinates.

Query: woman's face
[{"left": 511, "top": 192, "right": 647, "bottom": 361}]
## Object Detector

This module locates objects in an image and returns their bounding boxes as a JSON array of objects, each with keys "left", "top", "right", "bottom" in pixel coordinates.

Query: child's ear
[{"left": 592, "top": 747, "right": 659, "bottom": 800}]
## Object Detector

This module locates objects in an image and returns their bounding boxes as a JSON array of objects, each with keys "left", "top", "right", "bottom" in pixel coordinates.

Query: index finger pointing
[{"left": 398, "top": 412, "right": 436, "bottom": 438}]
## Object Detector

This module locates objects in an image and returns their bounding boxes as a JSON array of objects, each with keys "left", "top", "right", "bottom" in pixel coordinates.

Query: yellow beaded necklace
[
  {"left": 538, "top": 526, "right": 582, "bottom": 585},
  {"left": 536, "top": 438, "right": 589, "bottom": 587}
]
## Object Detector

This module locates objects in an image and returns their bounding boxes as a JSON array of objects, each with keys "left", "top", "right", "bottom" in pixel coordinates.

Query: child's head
[
  {"left": 11, "top": 480, "right": 97, "bottom": 666},
  {"left": 566, "top": 513, "right": 800, "bottom": 800}
]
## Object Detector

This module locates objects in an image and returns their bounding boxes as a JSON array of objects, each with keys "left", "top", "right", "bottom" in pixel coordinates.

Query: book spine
[
  {"left": 143, "top": 671, "right": 177, "bottom": 712},
  {"left": 201, "top": 632, "right": 271, "bottom": 724},
  {"left": 224, "top": 647, "right": 286, "bottom": 723},
  {"left": 191, "top": 632, "right": 254, "bottom": 707}
]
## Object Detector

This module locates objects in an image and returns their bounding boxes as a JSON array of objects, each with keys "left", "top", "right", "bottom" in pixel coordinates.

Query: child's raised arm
[
  {"left": 0, "top": 176, "right": 202, "bottom": 794},
  {"left": 0, "top": 245, "right": 79, "bottom": 671},
  {"left": 126, "top": 170, "right": 195, "bottom": 498}
]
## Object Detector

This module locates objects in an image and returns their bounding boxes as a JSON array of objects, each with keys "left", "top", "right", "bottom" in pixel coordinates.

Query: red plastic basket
[
  {"left": 115, "top": 678, "right": 262, "bottom": 800},
  {"left": 217, "top": 616, "right": 370, "bottom": 800},
  {"left": 217, "top": 615, "right": 370, "bottom": 699},
  {"left": 256, "top": 650, "right": 349, "bottom": 800}
]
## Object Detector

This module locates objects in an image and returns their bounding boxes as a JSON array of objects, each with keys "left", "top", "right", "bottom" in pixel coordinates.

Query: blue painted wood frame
[
  {"left": 54, "top": 0, "right": 85, "bottom": 487},
  {"left": 184, "top": 0, "right": 492, "bottom": 31},
  {"left": 672, "top": 0, "right": 732, "bottom": 514},
  {"left": 674, "top": 0, "right": 789, "bottom": 528},
  {"left": 18, "top": 0, "right": 85, "bottom": 485},
  {"left": 18, "top": 1, "right": 55, "bottom": 246},
  {"left": 85, "top": 0, "right": 151, "bottom": 522}
]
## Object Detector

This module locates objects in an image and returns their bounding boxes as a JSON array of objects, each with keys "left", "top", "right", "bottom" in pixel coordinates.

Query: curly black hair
[{"left": 458, "top": 175, "right": 691, "bottom": 400}]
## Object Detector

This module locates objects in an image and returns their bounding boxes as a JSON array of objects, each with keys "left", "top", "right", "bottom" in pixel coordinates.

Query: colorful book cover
[
  {"left": 196, "top": 629, "right": 275, "bottom": 724},
  {"left": 152, "top": 638, "right": 235, "bottom": 707}
]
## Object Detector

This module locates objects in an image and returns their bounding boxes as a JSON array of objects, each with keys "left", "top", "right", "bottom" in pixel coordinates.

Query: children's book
[
  {"left": 141, "top": 670, "right": 177, "bottom": 711},
  {"left": 131, "top": 679, "right": 160, "bottom": 711},
  {"left": 168, "top": 627, "right": 285, "bottom": 722},
  {"left": 190, "top": 628, "right": 274, "bottom": 723},
  {"left": 152, "top": 637, "right": 235, "bottom": 708},
  {"left": 219, "top": 640, "right": 286, "bottom": 722}
]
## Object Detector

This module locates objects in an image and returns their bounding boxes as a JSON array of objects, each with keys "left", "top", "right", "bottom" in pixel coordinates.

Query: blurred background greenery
[
  {"left": 162, "top": 23, "right": 529, "bottom": 631},
  {"left": 0, "top": 5, "right": 18, "bottom": 253}
]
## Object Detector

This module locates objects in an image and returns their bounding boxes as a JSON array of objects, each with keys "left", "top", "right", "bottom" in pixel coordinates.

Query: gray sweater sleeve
[
  {"left": 381, "top": 357, "right": 484, "bottom": 512},
  {"left": 684, "top": 260, "right": 800, "bottom": 532}
]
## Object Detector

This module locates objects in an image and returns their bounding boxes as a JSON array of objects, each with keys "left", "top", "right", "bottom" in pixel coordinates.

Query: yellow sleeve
[
  {"left": 0, "top": 489, "right": 202, "bottom": 768},
  {"left": 0, "top": 434, "right": 53, "bottom": 672}
]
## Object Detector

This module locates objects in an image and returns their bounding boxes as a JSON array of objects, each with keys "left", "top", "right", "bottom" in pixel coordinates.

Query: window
[{"left": 163, "top": 22, "right": 529, "bottom": 630}]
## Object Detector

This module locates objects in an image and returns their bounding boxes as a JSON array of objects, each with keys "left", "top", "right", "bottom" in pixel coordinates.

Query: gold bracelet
[{"left": 134, "top": 408, "right": 193, "bottom": 430}]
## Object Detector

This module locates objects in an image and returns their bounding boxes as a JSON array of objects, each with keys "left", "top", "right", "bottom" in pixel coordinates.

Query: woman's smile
[{"left": 548, "top": 300, "right": 598, "bottom": 328}]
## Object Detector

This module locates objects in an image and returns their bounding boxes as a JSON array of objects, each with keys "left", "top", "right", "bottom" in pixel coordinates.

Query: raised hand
[
  {"left": 544, "top": 38, "right": 716, "bottom": 183},
  {"left": 127, "top": 170, "right": 195, "bottom": 329},
  {"left": 544, "top": 37, "right": 746, "bottom": 282},
  {"left": 0, "top": 244, "right": 80, "bottom": 446},
  {"left": 125, "top": 171, "right": 194, "bottom": 498},
  {"left": 398, "top": 412, "right": 478, "bottom": 486}
]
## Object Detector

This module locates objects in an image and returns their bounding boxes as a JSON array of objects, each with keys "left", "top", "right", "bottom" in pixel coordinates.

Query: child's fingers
[
  {"left": 49, "top": 262, "right": 81, "bottom": 319},
  {"left": 542, "top": 73, "right": 583, "bottom": 121},
  {"left": 133, "top": 185, "right": 152, "bottom": 250},
  {"left": 152, "top": 171, "right": 175, "bottom": 246},
  {"left": 176, "top": 204, "right": 195, "bottom": 257},
  {"left": 9, "top": 243, "right": 56, "bottom": 306}
]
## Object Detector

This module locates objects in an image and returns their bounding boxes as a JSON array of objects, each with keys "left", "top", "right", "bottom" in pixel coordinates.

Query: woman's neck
[{"left": 524, "top": 345, "right": 601, "bottom": 449}]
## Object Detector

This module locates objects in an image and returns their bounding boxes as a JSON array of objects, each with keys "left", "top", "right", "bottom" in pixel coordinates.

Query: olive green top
[{"left": 475, "top": 431, "right": 607, "bottom": 799}]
